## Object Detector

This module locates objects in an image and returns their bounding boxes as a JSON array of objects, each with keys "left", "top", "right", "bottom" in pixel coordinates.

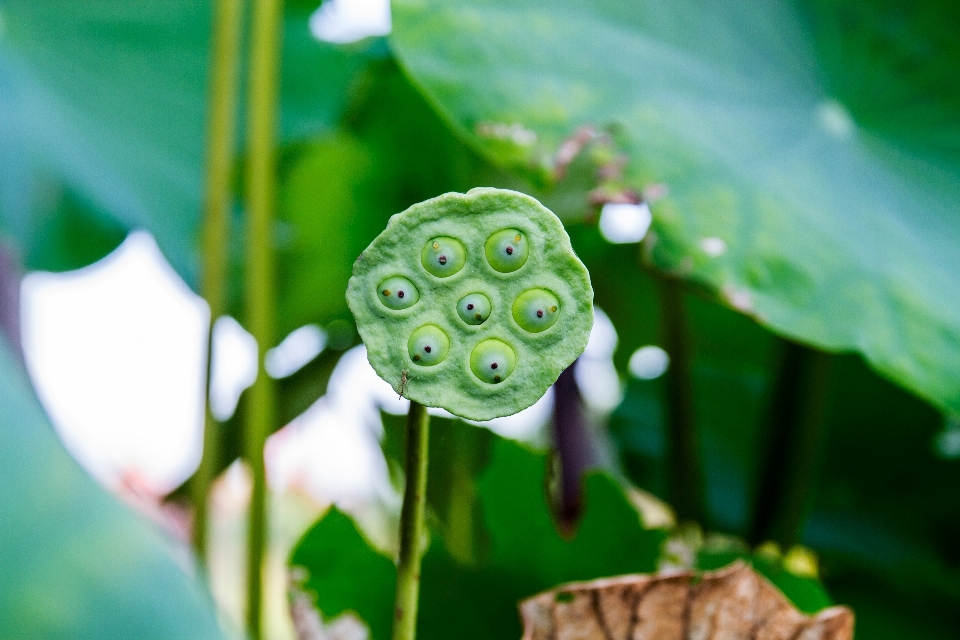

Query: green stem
[
  {"left": 658, "top": 278, "right": 706, "bottom": 524},
  {"left": 244, "top": 0, "right": 283, "bottom": 636},
  {"left": 192, "top": 0, "right": 244, "bottom": 564},
  {"left": 392, "top": 401, "right": 431, "bottom": 640}
]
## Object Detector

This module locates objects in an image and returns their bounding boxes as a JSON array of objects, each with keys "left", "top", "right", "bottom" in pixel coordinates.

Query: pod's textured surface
[{"left": 347, "top": 188, "right": 593, "bottom": 421}]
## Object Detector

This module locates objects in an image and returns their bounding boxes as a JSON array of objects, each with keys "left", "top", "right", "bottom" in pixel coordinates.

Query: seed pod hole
[
  {"left": 408, "top": 325, "right": 450, "bottom": 366},
  {"left": 457, "top": 293, "right": 492, "bottom": 325},
  {"left": 485, "top": 228, "right": 529, "bottom": 273},
  {"left": 421, "top": 236, "right": 466, "bottom": 278},
  {"left": 512, "top": 288, "right": 560, "bottom": 333},
  {"left": 378, "top": 276, "right": 420, "bottom": 310},
  {"left": 470, "top": 339, "right": 517, "bottom": 384}
]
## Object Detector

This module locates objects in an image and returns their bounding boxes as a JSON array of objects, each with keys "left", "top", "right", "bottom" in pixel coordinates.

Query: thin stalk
[
  {"left": 244, "top": 0, "right": 283, "bottom": 636},
  {"left": 750, "top": 342, "right": 833, "bottom": 547},
  {"left": 392, "top": 401, "right": 431, "bottom": 640},
  {"left": 192, "top": 0, "right": 244, "bottom": 562},
  {"left": 658, "top": 278, "right": 706, "bottom": 524}
]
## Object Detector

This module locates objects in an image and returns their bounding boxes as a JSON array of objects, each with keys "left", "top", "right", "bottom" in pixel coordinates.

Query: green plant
[
  {"left": 347, "top": 188, "right": 593, "bottom": 421},
  {"left": 347, "top": 187, "right": 593, "bottom": 639},
  {"left": 2, "top": 1, "right": 960, "bottom": 638}
]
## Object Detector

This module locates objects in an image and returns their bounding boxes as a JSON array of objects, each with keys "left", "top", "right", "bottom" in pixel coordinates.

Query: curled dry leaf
[{"left": 519, "top": 561, "right": 852, "bottom": 640}]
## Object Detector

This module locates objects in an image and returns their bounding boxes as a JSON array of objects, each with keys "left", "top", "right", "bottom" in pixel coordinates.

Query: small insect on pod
[{"left": 347, "top": 187, "right": 593, "bottom": 421}]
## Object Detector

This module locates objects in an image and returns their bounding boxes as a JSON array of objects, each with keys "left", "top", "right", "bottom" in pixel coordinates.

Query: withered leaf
[{"left": 519, "top": 561, "right": 853, "bottom": 640}]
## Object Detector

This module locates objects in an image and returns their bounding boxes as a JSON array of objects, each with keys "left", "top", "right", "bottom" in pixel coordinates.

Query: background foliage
[{"left": 1, "top": 0, "right": 958, "bottom": 638}]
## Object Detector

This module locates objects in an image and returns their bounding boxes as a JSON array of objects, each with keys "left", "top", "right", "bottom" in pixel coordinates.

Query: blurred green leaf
[
  {"left": 290, "top": 509, "right": 397, "bottom": 640},
  {"left": 291, "top": 432, "right": 666, "bottom": 640},
  {"left": 0, "top": 0, "right": 374, "bottom": 282},
  {"left": 606, "top": 279, "right": 777, "bottom": 532},
  {"left": 827, "top": 574, "right": 958, "bottom": 640},
  {"left": 808, "top": 355, "right": 960, "bottom": 632},
  {"left": 0, "top": 336, "right": 227, "bottom": 639},
  {"left": 276, "top": 133, "right": 385, "bottom": 335},
  {"left": 391, "top": 0, "right": 960, "bottom": 414},
  {"left": 0, "top": 176, "right": 128, "bottom": 272},
  {"left": 608, "top": 296, "right": 960, "bottom": 633}
]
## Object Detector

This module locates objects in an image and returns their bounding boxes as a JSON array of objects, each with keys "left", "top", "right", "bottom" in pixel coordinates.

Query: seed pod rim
[{"left": 346, "top": 187, "right": 593, "bottom": 421}]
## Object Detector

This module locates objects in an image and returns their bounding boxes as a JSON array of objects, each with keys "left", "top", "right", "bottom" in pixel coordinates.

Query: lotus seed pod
[
  {"left": 512, "top": 288, "right": 560, "bottom": 333},
  {"left": 408, "top": 325, "right": 450, "bottom": 366},
  {"left": 485, "top": 228, "right": 529, "bottom": 273},
  {"left": 421, "top": 236, "right": 466, "bottom": 278},
  {"left": 347, "top": 188, "right": 593, "bottom": 421},
  {"left": 469, "top": 338, "right": 516, "bottom": 384},
  {"left": 377, "top": 276, "right": 420, "bottom": 310},
  {"left": 457, "top": 293, "right": 492, "bottom": 325}
]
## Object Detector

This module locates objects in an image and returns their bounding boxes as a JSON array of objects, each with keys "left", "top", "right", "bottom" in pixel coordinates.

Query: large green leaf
[
  {"left": 604, "top": 275, "right": 960, "bottom": 635},
  {"left": 0, "top": 336, "right": 227, "bottom": 639},
  {"left": 390, "top": 0, "right": 960, "bottom": 413},
  {"left": 0, "top": 0, "right": 374, "bottom": 283},
  {"left": 276, "top": 133, "right": 386, "bottom": 335},
  {"left": 291, "top": 432, "right": 666, "bottom": 640}
]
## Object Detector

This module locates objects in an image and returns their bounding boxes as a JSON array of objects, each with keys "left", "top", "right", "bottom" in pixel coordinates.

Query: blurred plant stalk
[
  {"left": 193, "top": 0, "right": 245, "bottom": 564},
  {"left": 244, "top": 0, "right": 284, "bottom": 637},
  {"left": 751, "top": 342, "right": 834, "bottom": 547},
  {"left": 658, "top": 277, "right": 707, "bottom": 525}
]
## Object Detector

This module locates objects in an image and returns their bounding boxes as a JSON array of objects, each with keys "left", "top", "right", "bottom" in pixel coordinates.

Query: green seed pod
[
  {"left": 421, "top": 236, "right": 466, "bottom": 278},
  {"left": 377, "top": 276, "right": 420, "bottom": 310},
  {"left": 469, "top": 338, "right": 516, "bottom": 384},
  {"left": 347, "top": 188, "right": 593, "bottom": 421},
  {"left": 512, "top": 288, "right": 560, "bottom": 333},
  {"left": 457, "top": 293, "right": 492, "bottom": 325},
  {"left": 408, "top": 325, "right": 450, "bottom": 366},
  {"left": 484, "top": 228, "right": 529, "bottom": 273}
]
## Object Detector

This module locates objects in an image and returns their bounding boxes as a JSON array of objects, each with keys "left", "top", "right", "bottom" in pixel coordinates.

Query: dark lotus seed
[
  {"left": 422, "top": 236, "right": 466, "bottom": 277},
  {"left": 378, "top": 276, "right": 419, "bottom": 310},
  {"left": 485, "top": 228, "right": 529, "bottom": 273},
  {"left": 470, "top": 339, "right": 516, "bottom": 384},
  {"left": 457, "top": 293, "right": 492, "bottom": 326},
  {"left": 513, "top": 288, "right": 560, "bottom": 333},
  {"left": 408, "top": 325, "right": 449, "bottom": 366}
]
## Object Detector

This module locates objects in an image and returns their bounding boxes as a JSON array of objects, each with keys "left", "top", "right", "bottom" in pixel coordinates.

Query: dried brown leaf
[{"left": 519, "top": 561, "right": 853, "bottom": 640}]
